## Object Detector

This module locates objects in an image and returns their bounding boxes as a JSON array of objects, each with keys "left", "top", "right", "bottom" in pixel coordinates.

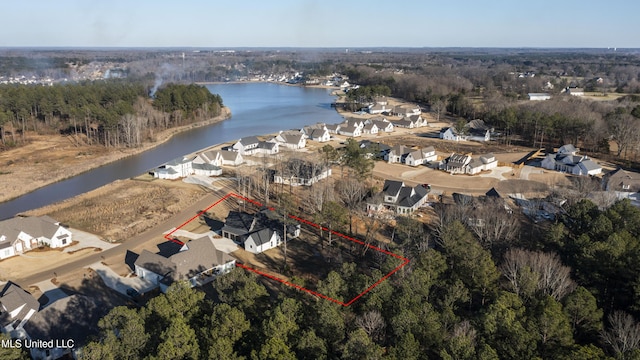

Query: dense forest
[
  {"left": 0, "top": 81, "right": 223, "bottom": 148},
  {"left": 79, "top": 197, "right": 640, "bottom": 360}
]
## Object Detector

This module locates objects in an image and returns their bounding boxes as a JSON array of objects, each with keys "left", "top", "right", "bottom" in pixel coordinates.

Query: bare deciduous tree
[
  {"left": 336, "top": 178, "right": 365, "bottom": 234},
  {"left": 501, "top": 248, "right": 576, "bottom": 301},
  {"left": 467, "top": 199, "right": 519, "bottom": 250},
  {"left": 356, "top": 310, "right": 386, "bottom": 342},
  {"left": 601, "top": 311, "right": 640, "bottom": 359}
]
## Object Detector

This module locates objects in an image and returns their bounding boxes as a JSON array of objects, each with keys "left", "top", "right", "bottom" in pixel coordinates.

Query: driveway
[
  {"left": 33, "top": 279, "right": 69, "bottom": 308},
  {"left": 64, "top": 228, "right": 118, "bottom": 253},
  {"left": 90, "top": 262, "right": 157, "bottom": 296}
]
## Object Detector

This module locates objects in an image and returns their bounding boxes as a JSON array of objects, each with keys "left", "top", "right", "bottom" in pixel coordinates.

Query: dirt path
[{"left": 0, "top": 108, "right": 230, "bottom": 204}]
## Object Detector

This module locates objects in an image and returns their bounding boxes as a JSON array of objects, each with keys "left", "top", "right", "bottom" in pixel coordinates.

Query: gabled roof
[
  {"left": 238, "top": 136, "right": 261, "bottom": 146},
  {"left": 196, "top": 149, "right": 220, "bottom": 163},
  {"left": 326, "top": 123, "right": 341, "bottom": 131},
  {"left": 479, "top": 153, "right": 495, "bottom": 163},
  {"left": 24, "top": 294, "right": 109, "bottom": 346},
  {"left": 164, "top": 156, "right": 193, "bottom": 167},
  {"left": 606, "top": 168, "right": 640, "bottom": 191},
  {"left": 0, "top": 216, "right": 62, "bottom": 245},
  {"left": 134, "top": 250, "right": 175, "bottom": 277},
  {"left": 485, "top": 187, "right": 501, "bottom": 198},
  {"left": 558, "top": 144, "right": 577, "bottom": 154},
  {"left": 219, "top": 150, "right": 241, "bottom": 161},
  {"left": 579, "top": 159, "right": 601, "bottom": 172},
  {"left": 389, "top": 144, "right": 411, "bottom": 156},
  {"left": 309, "top": 128, "right": 329, "bottom": 139},
  {"left": 222, "top": 211, "right": 256, "bottom": 235},
  {"left": 168, "top": 236, "right": 235, "bottom": 282},
  {"left": 383, "top": 180, "right": 404, "bottom": 197},
  {"left": 422, "top": 146, "right": 435, "bottom": 154},
  {"left": 0, "top": 282, "right": 39, "bottom": 326},
  {"left": 258, "top": 141, "right": 278, "bottom": 150},
  {"left": 246, "top": 228, "right": 276, "bottom": 246}
]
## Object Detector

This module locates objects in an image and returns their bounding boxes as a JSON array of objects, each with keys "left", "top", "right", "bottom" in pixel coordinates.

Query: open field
[{"left": 23, "top": 178, "right": 207, "bottom": 242}]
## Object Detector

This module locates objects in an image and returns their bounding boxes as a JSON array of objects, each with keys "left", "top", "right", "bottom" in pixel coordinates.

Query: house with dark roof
[
  {"left": 0, "top": 216, "right": 72, "bottom": 260},
  {"left": 441, "top": 153, "right": 472, "bottom": 174},
  {"left": 362, "top": 123, "right": 379, "bottom": 135},
  {"left": 394, "top": 118, "right": 416, "bottom": 129},
  {"left": 221, "top": 209, "right": 300, "bottom": 254},
  {"left": 134, "top": 235, "right": 236, "bottom": 293},
  {"left": 24, "top": 294, "right": 116, "bottom": 360},
  {"left": 0, "top": 282, "right": 39, "bottom": 333},
  {"left": 366, "top": 180, "right": 429, "bottom": 215},
  {"left": 273, "top": 159, "right": 332, "bottom": 186},
  {"left": 194, "top": 149, "right": 243, "bottom": 167},
  {"left": 406, "top": 114, "right": 427, "bottom": 127},
  {"left": 359, "top": 140, "right": 391, "bottom": 159}
]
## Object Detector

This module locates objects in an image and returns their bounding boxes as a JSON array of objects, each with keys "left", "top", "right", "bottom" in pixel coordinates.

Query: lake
[{"left": 0, "top": 83, "right": 344, "bottom": 220}]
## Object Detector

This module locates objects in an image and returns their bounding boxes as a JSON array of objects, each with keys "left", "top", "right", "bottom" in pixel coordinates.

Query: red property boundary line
[{"left": 164, "top": 192, "right": 410, "bottom": 306}]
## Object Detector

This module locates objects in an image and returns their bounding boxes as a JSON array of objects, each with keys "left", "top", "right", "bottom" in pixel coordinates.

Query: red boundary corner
[{"left": 164, "top": 192, "right": 409, "bottom": 307}]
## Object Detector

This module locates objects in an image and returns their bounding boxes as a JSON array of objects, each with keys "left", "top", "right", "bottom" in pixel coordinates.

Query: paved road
[{"left": 13, "top": 190, "right": 225, "bottom": 288}]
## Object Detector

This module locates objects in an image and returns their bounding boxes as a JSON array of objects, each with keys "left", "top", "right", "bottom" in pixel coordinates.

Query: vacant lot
[{"left": 24, "top": 178, "right": 207, "bottom": 242}]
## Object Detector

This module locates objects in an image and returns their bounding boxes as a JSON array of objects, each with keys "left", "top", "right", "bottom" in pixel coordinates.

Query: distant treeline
[{"left": 0, "top": 81, "right": 223, "bottom": 148}]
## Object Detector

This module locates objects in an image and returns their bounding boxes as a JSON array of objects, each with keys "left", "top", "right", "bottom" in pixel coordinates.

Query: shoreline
[{"left": 0, "top": 107, "right": 231, "bottom": 205}]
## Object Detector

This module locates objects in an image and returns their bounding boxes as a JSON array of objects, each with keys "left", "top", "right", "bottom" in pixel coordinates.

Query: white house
[
  {"left": 394, "top": 119, "right": 415, "bottom": 129},
  {"left": 372, "top": 120, "right": 394, "bottom": 133},
  {"left": 386, "top": 144, "right": 411, "bottom": 164},
  {"left": 221, "top": 209, "right": 300, "bottom": 254},
  {"left": 367, "top": 103, "right": 390, "bottom": 114},
  {"left": 269, "top": 131, "right": 307, "bottom": 150},
  {"left": 566, "top": 87, "right": 585, "bottom": 96},
  {"left": 440, "top": 127, "right": 464, "bottom": 141},
  {"left": 232, "top": 136, "right": 262, "bottom": 155},
  {"left": 0, "top": 282, "right": 40, "bottom": 333},
  {"left": 406, "top": 115, "right": 427, "bottom": 127},
  {"left": 325, "top": 123, "right": 341, "bottom": 134},
  {"left": 194, "top": 150, "right": 243, "bottom": 167},
  {"left": 244, "top": 228, "right": 281, "bottom": 254},
  {"left": 540, "top": 145, "right": 601, "bottom": 176},
  {"left": 0, "top": 216, "right": 73, "bottom": 259},
  {"left": 393, "top": 105, "right": 421, "bottom": 117},
  {"left": 407, "top": 146, "right": 438, "bottom": 166},
  {"left": 528, "top": 93, "right": 551, "bottom": 101},
  {"left": 154, "top": 156, "right": 194, "bottom": 179},
  {"left": 134, "top": 235, "right": 236, "bottom": 293},
  {"left": 363, "top": 123, "right": 379, "bottom": 135},
  {"left": 192, "top": 163, "right": 222, "bottom": 176},
  {"left": 367, "top": 180, "right": 429, "bottom": 216},
  {"left": 309, "top": 128, "right": 331, "bottom": 142},
  {"left": 465, "top": 153, "right": 498, "bottom": 175},
  {"left": 274, "top": 159, "right": 332, "bottom": 186},
  {"left": 338, "top": 125, "right": 362, "bottom": 137}
]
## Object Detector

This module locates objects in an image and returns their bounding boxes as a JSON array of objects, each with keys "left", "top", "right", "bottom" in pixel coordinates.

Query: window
[{"left": 623, "top": 184, "right": 631, "bottom": 190}]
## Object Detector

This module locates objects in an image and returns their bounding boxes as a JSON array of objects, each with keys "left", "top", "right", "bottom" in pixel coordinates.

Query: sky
[{"left": 2, "top": 0, "right": 639, "bottom": 48}]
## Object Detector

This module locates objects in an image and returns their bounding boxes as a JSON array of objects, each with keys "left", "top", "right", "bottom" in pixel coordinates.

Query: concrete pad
[
  {"left": 34, "top": 279, "right": 69, "bottom": 308},
  {"left": 212, "top": 237, "right": 240, "bottom": 254},
  {"left": 63, "top": 228, "right": 117, "bottom": 253},
  {"left": 90, "top": 262, "right": 157, "bottom": 295},
  {"left": 479, "top": 166, "right": 514, "bottom": 179}
]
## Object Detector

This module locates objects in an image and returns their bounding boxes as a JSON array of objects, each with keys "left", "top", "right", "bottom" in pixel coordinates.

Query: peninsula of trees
[{"left": 0, "top": 81, "right": 223, "bottom": 148}]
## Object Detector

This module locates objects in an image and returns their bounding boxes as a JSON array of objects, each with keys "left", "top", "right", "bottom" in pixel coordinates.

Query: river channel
[{"left": 0, "top": 83, "right": 344, "bottom": 220}]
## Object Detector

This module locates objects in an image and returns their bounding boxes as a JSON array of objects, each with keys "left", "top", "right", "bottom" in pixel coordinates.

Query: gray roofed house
[
  {"left": 605, "top": 168, "right": 640, "bottom": 192},
  {"left": 23, "top": 294, "right": 122, "bottom": 360},
  {"left": 368, "top": 179, "right": 428, "bottom": 216},
  {"left": 222, "top": 208, "right": 300, "bottom": 254},
  {"left": 0, "top": 282, "right": 39, "bottom": 333},
  {"left": 309, "top": 128, "right": 331, "bottom": 142},
  {"left": 192, "top": 162, "right": 222, "bottom": 176},
  {"left": 540, "top": 146, "right": 601, "bottom": 176},
  {"left": 134, "top": 235, "right": 236, "bottom": 293},
  {"left": 325, "top": 123, "right": 341, "bottom": 134},
  {"left": 0, "top": 216, "right": 73, "bottom": 259}
]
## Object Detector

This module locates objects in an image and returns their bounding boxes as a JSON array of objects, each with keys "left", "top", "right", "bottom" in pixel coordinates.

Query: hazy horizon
[{"left": 3, "top": 0, "right": 639, "bottom": 49}]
